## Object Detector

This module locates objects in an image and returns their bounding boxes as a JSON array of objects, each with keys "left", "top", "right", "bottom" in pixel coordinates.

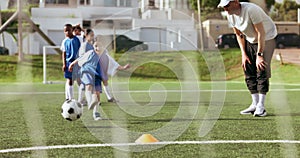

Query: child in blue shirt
[
  {"left": 69, "top": 47, "right": 102, "bottom": 121},
  {"left": 77, "top": 28, "right": 95, "bottom": 106},
  {"left": 61, "top": 24, "right": 81, "bottom": 101}
]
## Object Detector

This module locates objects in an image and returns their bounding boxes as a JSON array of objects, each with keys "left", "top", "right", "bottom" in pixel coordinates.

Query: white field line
[
  {"left": 1, "top": 140, "right": 300, "bottom": 153},
  {"left": 1, "top": 81, "right": 300, "bottom": 86},
  {"left": 110, "top": 81, "right": 300, "bottom": 87},
  {"left": 1, "top": 89, "right": 300, "bottom": 95},
  {"left": 111, "top": 81, "right": 300, "bottom": 86}
]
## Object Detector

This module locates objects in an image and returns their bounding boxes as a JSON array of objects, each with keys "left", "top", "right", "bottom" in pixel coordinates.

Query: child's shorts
[
  {"left": 81, "top": 72, "right": 102, "bottom": 92},
  {"left": 64, "top": 62, "right": 79, "bottom": 80}
]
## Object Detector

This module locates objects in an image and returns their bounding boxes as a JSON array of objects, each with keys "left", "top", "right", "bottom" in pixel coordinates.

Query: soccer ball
[{"left": 61, "top": 99, "right": 83, "bottom": 121}]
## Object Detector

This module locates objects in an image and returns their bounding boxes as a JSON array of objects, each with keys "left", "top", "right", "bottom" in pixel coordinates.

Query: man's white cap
[{"left": 217, "top": 0, "right": 234, "bottom": 8}]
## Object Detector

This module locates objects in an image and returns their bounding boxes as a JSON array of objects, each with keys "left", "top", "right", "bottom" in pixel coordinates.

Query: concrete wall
[
  {"left": 0, "top": 0, "right": 9, "bottom": 10},
  {"left": 141, "top": 0, "right": 190, "bottom": 11},
  {"left": 137, "top": 8, "right": 197, "bottom": 51},
  {"left": 79, "top": 7, "right": 139, "bottom": 19},
  {"left": 32, "top": 6, "right": 139, "bottom": 23},
  {"left": 32, "top": 17, "right": 83, "bottom": 30},
  {"left": 91, "top": 0, "right": 138, "bottom": 7},
  {"left": 133, "top": 18, "right": 197, "bottom": 51},
  {"left": 276, "top": 22, "right": 300, "bottom": 35},
  {"left": 22, "top": 33, "right": 40, "bottom": 55},
  {"left": 142, "top": 10, "right": 169, "bottom": 20},
  {"left": 202, "top": 20, "right": 234, "bottom": 41},
  {"left": 0, "top": 32, "right": 17, "bottom": 55},
  {"left": 133, "top": 18, "right": 195, "bottom": 29},
  {"left": 0, "top": 32, "right": 41, "bottom": 55},
  {"left": 31, "top": 8, "right": 82, "bottom": 18},
  {"left": 142, "top": 8, "right": 193, "bottom": 20},
  {"left": 203, "top": 19, "right": 300, "bottom": 41}
]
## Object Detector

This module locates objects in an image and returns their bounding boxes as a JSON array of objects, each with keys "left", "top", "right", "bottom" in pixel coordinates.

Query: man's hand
[
  {"left": 242, "top": 54, "right": 251, "bottom": 70},
  {"left": 256, "top": 56, "right": 266, "bottom": 71}
]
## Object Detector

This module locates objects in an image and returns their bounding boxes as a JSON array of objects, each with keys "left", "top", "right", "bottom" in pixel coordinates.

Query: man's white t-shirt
[{"left": 227, "top": 2, "right": 277, "bottom": 43}]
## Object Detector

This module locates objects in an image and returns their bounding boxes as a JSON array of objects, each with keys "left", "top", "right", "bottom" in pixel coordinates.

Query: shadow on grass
[
  {"left": 0, "top": 60, "right": 61, "bottom": 70},
  {"left": 126, "top": 72, "right": 177, "bottom": 80},
  {"left": 82, "top": 117, "right": 273, "bottom": 129},
  {"left": 0, "top": 61, "right": 17, "bottom": 65},
  {"left": 271, "top": 113, "right": 300, "bottom": 117},
  {"left": 111, "top": 102, "right": 242, "bottom": 107},
  {"left": 84, "top": 125, "right": 126, "bottom": 129},
  {"left": 128, "top": 117, "right": 272, "bottom": 124}
]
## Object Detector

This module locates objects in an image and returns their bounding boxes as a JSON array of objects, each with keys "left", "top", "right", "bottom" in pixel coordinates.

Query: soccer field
[{"left": 1, "top": 81, "right": 300, "bottom": 157}]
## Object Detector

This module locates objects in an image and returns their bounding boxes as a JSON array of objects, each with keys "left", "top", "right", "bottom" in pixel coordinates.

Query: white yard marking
[
  {"left": 15, "top": 55, "right": 48, "bottom": 158},
  {"left": 0, "top": 89, "right": 300, "bottom": 95},
  {"left": 1, "top": 140, "right": 300, "bottom": 153},
  {"left": 271, "top": 84, "right": 298, "bottom": 157}
]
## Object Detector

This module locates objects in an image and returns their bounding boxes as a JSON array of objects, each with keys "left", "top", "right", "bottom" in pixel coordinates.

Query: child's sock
[
  {"left": 93, "top": 104, "right": 99, "bottom": 114},
  {"left": 103, "top": 85, "right": 112, "bottom": 100},
  {"left": 68, "top": 85, "right": 74, "bottom": 99},
  {"left": 65, "top": 82, "right": 69, "bottom": 100},
  {"left": 78, "top": 84, "right": 85, "bottom": 103},
  {"left": 89, "top": 94, "right": 98, "bottom": 110},
  {"left": 85, "top": 90, "right": 92, "bottom": 106},
  {"left": 93, "top": 104, "right": 101, "bottom": 120}
]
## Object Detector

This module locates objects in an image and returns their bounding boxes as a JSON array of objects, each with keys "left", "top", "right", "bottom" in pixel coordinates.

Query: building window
[
  {"left": 83, "top": 20, "right": 91, "bottom": 28},
  {"left": 119, "top": 0, "right": 131, "bottom": 7},
  {"left": 46, "top": 0, "right": 68, "bottom": 4},
  {"left": 80, "top": 0, "right": 90, "bottom": 5}
]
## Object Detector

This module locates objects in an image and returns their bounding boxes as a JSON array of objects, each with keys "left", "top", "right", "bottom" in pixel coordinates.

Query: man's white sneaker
[
  {"left": 88, "top": 94, "right": 98, "bottom": 110},
  {"left": 253, "top": 107, "right": 267, "bottom": 117},
  {"left": 240, "top": 105, "right": 256, "bottom": 115}
]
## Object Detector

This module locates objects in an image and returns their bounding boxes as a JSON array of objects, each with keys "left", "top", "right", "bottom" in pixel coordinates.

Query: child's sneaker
[
  {"left": 93, "top": 112, "right": 101, "bottom": 121},
  {"left": 79, "top": 99, "right": 87, "bottom": 106},
  {"left": 108, "top": 97, "right": 118, "bottom": 103}
]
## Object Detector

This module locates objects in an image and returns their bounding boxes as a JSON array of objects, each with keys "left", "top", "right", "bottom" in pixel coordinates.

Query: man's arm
[
  {"left": 233, "top": 27, "right": 251, "bottom": 70},
  {"left": 253, "top": 22, "right": 266, "bottom": 71},
  {"left": 253, "top": 22, "right": 265, "bottom": 54},
  {"left": 233, "top": 27, "right": 246, "bottom": 55}
]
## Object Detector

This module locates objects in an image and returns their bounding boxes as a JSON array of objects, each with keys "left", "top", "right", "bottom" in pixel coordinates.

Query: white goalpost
[{"left": 43, "top": 46, "right": 60, "bottom": 84}]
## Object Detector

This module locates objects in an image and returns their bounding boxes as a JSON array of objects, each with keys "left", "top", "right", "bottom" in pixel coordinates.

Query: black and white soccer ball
[{"left": 61, "top": 99, "right": 83, "bottom": 121}]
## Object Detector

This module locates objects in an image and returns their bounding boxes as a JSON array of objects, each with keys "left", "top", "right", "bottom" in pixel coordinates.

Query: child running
[
  {"left": 80, "top": 30, "right": 130, "bottom": 103},
  {"left": 69, "top": 41, "right": 102, "bottom": 121},
  {"left": 77, "top": 28, "right": 96, "bottom": 105},
  {"left": 95, "top": 40, "right": 130, "bottom": 102}
]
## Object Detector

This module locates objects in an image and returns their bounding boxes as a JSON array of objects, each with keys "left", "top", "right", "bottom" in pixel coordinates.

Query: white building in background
[
  {"left": 13, "top": 0, "right": 198, "bottom": 54},
  {"left": 0, "top": 0, "right": 9, "bottom": 10},
  {"left": 137, "top": 0, "right": 198, "bottom": 51},
  {"left": 31, "top": 0, "right": 139, "bottom": 54},
  {"left": 0, "top": 0, "right": 198, "bottom": 55}
]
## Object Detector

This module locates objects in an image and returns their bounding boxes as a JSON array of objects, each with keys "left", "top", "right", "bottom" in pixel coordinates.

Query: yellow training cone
[{"left": 135, "top": 134, "right": 159, "bottom": 143}]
